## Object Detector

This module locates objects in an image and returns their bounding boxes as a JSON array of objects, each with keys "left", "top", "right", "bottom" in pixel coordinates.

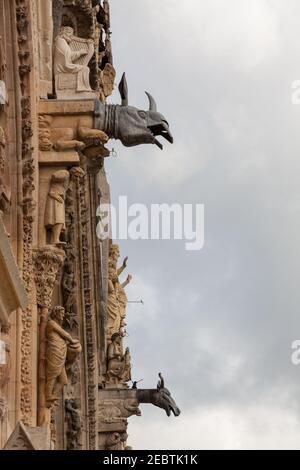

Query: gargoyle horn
[
  {"left": 119, "top": 72, "right": 128, "bottom": 106},
  {"left": 145, "top": 92, "right": 157, "bottom": 112}
]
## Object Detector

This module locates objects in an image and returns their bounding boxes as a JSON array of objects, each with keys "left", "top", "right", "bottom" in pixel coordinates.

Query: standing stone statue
[
  {"left": 45, "top": 306, "right": 81, "bottom": 405},
  {"left": 107, "top": 265, "right": 120, "bottom": 337},
  {"left": 45, "top": 170, "right": 70, "bottom": 245},
  {"left": 54, "top": 26, "right": 94, "bottom": 97},
  {"left": 107, "top": 244, "right": 132, "bottom": 337},
  {"left": 118, "top": 274, "right": 132, "bottom": 335}
]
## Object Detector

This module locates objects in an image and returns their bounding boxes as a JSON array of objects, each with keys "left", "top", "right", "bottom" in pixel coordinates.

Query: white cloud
[
  {"left": 129, "top": 402, "right": 300, "bottom": 450},
  {"left": 150, "top": 0, "right": 281, "bottom": 71}
]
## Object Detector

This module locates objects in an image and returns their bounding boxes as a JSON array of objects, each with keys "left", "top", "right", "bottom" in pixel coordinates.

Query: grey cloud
[{"left": 106, "top": 0, "right": 300, "bottom": 449}]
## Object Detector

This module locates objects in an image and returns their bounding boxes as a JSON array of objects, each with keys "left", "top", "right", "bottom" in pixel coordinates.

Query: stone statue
[
  {"left": 54, "top": 26, "right": 94, "bottom": 98},
  {"left": 118, "top": 274, "right": 132, "bottom": 333},
  {"left": 62, "top": 260, "right": 78, "bottom": 327},
  {"left": 106, "top": 333, "right": 131, "bottom": 386},
  {"left": 45, "top": 170, "right": 70, "bottom": 245},
  {"left": 45, "top": 306, "right": 81, "bottom": 405},
  {"left": 123, "top": 348, "right": 132, "bottom": 384},
  {"left": 107, "top": 245, "right": 132, "bottom": 337},
  {"left": 107, "top": 265, "right": 120, "bottom": 337},
  {"left": 105, "top": 432, "right": 128, "bottom": 451},
  {"left": 65, "top": 399, "right": 82, "bottom": 450},
  {"left": 94, "top": 73, "right": 174, "bottom": 150},
  {"left": 39, "top": 73, "right": 173, "bottom": 154}
]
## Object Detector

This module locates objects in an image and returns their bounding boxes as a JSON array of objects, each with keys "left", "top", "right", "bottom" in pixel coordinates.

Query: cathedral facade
[{"left": 0, "top": 0, "right": 179, "bottom": 450}]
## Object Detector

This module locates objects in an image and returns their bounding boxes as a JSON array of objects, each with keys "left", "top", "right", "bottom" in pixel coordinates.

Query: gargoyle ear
[
  {"left": 145, "top": 92, "right": 157, "bottom": 112},
  {"left": 119, "top": 72, "right": 128, "bottom": 106}
]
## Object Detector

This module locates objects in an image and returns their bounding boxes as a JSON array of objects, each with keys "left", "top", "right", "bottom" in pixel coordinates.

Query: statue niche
[{"left": 54, "top": 26, "right": 96, "bottom": 99}]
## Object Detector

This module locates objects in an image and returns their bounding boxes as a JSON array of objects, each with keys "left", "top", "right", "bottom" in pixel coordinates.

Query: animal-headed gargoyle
[
  {"left": 40, "top": 73, "right": 173, "bottom": 155},
  {"left": 108, "top": 73, "right": 174, "bottom": 150},
  {"left": 136, "top": 373, "right": 181, "bottom": 417}
]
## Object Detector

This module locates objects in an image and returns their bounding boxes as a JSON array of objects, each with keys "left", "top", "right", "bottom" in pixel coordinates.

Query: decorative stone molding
[
  {"left": 76, "top": 166, "right": 97, "bottom": 449},
  {"left": 16, "top": 0, "right": 36, "bottom": 427},
  {"left": 33, "top": 246, "right": 66, "bottom": 309},
  {"left": 65, "top": 398, "right": 82, "bottom": 450},
  {"left": 4, "top": 422, "right": 51, "bottom": 450}
]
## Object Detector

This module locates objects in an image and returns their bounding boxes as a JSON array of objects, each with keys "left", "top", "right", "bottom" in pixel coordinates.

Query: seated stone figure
[{"left": 54, "top": 26, "right": 95, "bottom": 99}]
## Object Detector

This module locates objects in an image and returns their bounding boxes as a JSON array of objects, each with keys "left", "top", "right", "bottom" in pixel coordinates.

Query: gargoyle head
[
  {"left": 116, "top": 73, "right": 173, "bottom": 150},
  {"left": 153, "top": 386, "right": 181, "bottom": 417}
]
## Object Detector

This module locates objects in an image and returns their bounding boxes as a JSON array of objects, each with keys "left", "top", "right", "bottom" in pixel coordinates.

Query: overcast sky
[{"left": 105, "top": 0, "right": 300, "bottom": 449}]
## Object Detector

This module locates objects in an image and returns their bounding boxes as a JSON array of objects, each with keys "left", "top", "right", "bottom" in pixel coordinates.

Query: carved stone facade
[{"left": 0, "top": 0, "right": 178, "bottom": 450}]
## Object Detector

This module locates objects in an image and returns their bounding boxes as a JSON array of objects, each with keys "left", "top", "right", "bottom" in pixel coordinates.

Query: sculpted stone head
[
  {"left": 51, "top": 306, "right": 65, "bottom": 324},
  {"left": 116, "top": 74, "right": 174, "bottom": 150},
  {"left": 60, "top": 26, "right": 74, "bottom": 44}
]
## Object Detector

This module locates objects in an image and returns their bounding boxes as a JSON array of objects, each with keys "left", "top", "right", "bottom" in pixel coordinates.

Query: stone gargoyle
[
  {"left": 136, "top": 373, "right": 181, "bottom": 418},
  {"left": 38, "top": 73, "right": 173, "bottom": 155},
  {"left": 104, "top": 73, "right": 174, "bottom": 150}
]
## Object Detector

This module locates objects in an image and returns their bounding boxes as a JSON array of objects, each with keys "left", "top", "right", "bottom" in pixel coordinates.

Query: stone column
[{"left": 37, "top": 0, "right": 53, "bottom": 98}]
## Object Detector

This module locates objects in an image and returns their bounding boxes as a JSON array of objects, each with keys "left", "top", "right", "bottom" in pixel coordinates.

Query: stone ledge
[
  {"left": 39, "top": 150, "right": 80, "bottom": 166},
  {"left": 38, "top": 99, "right": 97, "bottom": 116}
]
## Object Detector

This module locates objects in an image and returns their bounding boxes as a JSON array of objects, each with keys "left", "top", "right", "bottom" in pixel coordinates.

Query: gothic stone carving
[
  {"left": 33, "top": 246, "right": 66, "bottom": 309},
  {"left": 33, "top": 247, "right": 66, "bottom": 427},
  {"left": 0, "top": 396, "right": 7, "bottom": 422},
  {"left": 38, "top": 116, "right": 53, "bottom": 151},
  {"left": 76, "top": 166, "right": 97, "bottom": 449},
  {"left": 38, "top": 113, "right": 109, "bottom": 158},
  {"left": 0, "top": 127, "right": 6, "bottom": 172},
  {"left": 3, "top": 422, "right": 51, "bottom": 450},
  {"left": 16, "top": 0, "right": 36, "bottom": 427},
  {"left": 39, "top": 73, "right": 173, "bottom": 155},
  {"left": 45, "top": 170, "right": 70, "bottom": 245},
  {"left": 0, "top": 127, "right": 9, "bottom": 216},
  {"left": 136, "top": 374, "right": 181, "bottom": 417},
  {"left": 99, "top": 63, "right": 116, "bottom": 103},
  {"left": 99, "top": 73, "right": 174, "bottom": 150},
  {"left": 98, "top": 398, "right": 141, "bottom": 424},
  {"left": 107, "top": 244, "right": 132, "bottom": 338},
  {"left": 46, "top": 307, "right": 81, "bottom": 406},
  {"left": 106, "top": 333, "right": 131, "bottom": 387},
  {"left": 54, "top": 26, "right": 95, "bottom": 99},
  {"left": 65, "top": 398, "right": 82, "bottom": 450},
  {"left": 105, "top": 432, "right": 128, "bottom": 451}
]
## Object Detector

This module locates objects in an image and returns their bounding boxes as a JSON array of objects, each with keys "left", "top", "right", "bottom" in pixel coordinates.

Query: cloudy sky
[{"left": 105, "top": 0, "right": 300, "bottom": 449}]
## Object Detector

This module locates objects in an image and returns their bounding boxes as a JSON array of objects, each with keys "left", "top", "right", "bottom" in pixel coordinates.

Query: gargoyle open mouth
[
  {"left": 165, "top": 403, "right": 181, "bottom": 417},
  {"left": 149, "top": 123, "right": 174, "bottom": 150}
]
